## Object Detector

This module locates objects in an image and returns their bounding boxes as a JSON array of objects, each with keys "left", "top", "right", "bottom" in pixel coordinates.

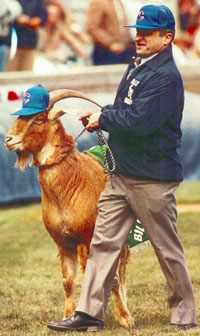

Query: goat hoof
[{"left": 114, "top": 312, "right": 135, "bottom": 329}]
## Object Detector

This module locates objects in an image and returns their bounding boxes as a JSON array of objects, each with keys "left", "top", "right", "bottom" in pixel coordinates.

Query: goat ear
[{"left": 48, "top": 108, "right": 80, "bottom": 120}]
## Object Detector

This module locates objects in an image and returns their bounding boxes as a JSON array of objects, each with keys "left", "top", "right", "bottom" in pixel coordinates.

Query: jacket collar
[
  {"left": 117, "top": 45, "right": 173, "bottom": 95},
  {"left": 140, "top": 45, "right": 173, "bottom": 71}
]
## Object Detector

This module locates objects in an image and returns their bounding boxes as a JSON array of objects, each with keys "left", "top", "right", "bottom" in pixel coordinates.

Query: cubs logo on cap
[
  {"left": 124, "top": 5, "right": 175, "bottom": 30},
  {"left": 23, "top": 93, "right": 30, "bottom": 104},
  {"left": 138, "top": 10, "right": 145, "bottom": 21},
  {"left": 12, "top": 85, "right": 50, "bottom": 116}
]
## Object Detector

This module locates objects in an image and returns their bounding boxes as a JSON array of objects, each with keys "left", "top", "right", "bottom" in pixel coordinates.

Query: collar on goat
[{"left": 33, "top": 147, "right": 76, "bottom": 169}]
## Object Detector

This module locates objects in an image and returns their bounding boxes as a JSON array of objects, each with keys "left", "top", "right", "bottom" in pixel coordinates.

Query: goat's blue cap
[
  {"left": 124, "top": 5, "right": 175, "bottom": 30},
  {"left": 12, "top": 85, "right": 49, "bottom": 116}
]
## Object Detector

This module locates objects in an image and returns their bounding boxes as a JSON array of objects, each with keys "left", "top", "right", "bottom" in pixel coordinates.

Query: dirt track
[{"left": 177, "top": 203, "right": 200, "bottom": 213}]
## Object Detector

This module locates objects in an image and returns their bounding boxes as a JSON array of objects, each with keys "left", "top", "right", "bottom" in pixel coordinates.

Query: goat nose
[{"left": 5, "top": 136, "right": 12, "bottom": 144}]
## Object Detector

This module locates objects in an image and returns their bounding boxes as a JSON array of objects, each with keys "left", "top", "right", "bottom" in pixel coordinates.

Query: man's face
[{"left": 135, "top": 29, "right": 169, "bottom": 58}]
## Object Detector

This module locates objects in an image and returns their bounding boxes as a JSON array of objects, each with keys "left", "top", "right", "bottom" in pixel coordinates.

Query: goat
[{"left": 5, "top": 89, "right": 134, "bottom": 328}]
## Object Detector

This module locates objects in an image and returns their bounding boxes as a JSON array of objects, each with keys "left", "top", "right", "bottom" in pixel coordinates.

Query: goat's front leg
[
  {"left": 77, "top": 243, "right": 90, "bottom": 275},
  {"left": 58, "top": 246, "right": 78, "bottom": 318},
  {"left": 112, "top": 244, "right": 134, "bottom": 328}
]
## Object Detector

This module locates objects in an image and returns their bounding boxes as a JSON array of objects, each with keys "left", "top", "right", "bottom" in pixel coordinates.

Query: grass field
[
  {"left": 175, "top": 181, "right": 200, "bottom": 203},
  {"left": 0, "top": 182, "right": 200, "bottom": 336}
]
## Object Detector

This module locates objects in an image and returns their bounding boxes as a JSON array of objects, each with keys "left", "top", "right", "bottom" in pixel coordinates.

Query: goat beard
[{"left": 15, "top": 151, "right": 31, "bottom": 171}]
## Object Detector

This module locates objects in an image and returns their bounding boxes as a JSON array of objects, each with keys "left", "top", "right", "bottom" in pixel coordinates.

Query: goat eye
[{"left": 34, "top": 116, "right": 45, "bottom": 124}]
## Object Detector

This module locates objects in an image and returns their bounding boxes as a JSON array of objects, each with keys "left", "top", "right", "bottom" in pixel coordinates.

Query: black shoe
[
  {"left": 170, "top": 323, "right": 197, "bottom": 330},
  {"left": 47, "top": 312, "right": 104, "bottom": 332}
]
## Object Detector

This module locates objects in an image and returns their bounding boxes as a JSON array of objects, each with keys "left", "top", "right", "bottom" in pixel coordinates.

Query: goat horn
[{"left": 48, "top": 89, "right": 102, "bottom": 110}]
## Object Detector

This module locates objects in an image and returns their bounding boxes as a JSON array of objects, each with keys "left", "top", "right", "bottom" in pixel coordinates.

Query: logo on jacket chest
[{"left": 124, "top": 78, "right": 140, "bottom": 105}]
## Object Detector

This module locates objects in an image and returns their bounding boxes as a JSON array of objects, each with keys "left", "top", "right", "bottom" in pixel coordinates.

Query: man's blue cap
[
  {"left": 124, "top": 5, "right": 175, "bottom": 30},
  {"left": 12, "top": 85, "right": 49, "bottom": 116}
]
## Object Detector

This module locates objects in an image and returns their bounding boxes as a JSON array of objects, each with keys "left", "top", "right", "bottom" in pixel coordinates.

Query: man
[
  {"left": 7, "top": 0, "right": 47, "bottom": 71},
  {"left": 48, "top": 5, "right": 197, "bottom": 332},
  {"left": 0, "top": 0, "right": 22, "bottom": 71},
  {"left": 86, "top": 0, "right": 134, "bottom": 65}
]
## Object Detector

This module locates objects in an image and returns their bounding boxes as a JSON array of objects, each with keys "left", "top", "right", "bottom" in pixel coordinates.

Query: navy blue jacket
[
  {"left": 99, "top": 45, "right": 184, "bottom": 181},
  {"left": 8, "top": 0, "right": 47, "bottom": 48}
]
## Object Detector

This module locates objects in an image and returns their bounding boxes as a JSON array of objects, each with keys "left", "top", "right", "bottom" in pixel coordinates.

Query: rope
[
  {"left": 75, "top": 128, "right": 87, "bottom": 142},
  {"left": 75, "top": 127, "right": 116, "bottom": 175},
  {"left": 95, "top": 129, "right": 116, "bottom": 175}
]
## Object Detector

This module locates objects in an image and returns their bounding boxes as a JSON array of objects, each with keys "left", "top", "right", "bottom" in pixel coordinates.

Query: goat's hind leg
[
  {"left": 58, "top": 246, "right": 78, "bottom": 318},
  {"left": 112, "top": 244, "right": 134, "bottom": 328}
]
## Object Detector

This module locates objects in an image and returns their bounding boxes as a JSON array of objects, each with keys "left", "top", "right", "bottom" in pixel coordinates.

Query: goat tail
[{"left": 48, "top": 89, "right": 102, "bottom": 110}]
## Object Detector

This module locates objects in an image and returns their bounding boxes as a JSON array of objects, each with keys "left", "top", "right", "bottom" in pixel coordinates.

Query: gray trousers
[{"left": 76, "top": 174, "right": 196, "bottom": 325}]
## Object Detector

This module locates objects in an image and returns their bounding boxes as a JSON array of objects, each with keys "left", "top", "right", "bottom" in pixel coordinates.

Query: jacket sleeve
[
  {"left": 86, "top": 0, "right": 114, "bottom": 47},
  {"left": 99, "top": 70, "right": 183, "bottom": 136}
]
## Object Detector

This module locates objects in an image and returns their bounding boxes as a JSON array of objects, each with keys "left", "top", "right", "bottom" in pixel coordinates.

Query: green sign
[{"left": 128, "top": 219, "right": 148, "bottom": 248}]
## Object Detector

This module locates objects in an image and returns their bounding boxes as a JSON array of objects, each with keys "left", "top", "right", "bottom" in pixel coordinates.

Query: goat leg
[
  {"left": 58, "top": 246, "right": 78, "bottom": 318},
  {"left": 77, "top": 243, "right": 90, "bottom": 275},
  {"left": 112, "top": 244, "right": 134, "bottom": 328}
]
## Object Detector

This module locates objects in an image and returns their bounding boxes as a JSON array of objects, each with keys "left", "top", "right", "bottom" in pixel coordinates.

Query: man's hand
[
  {"left": 16, "top": 15, "right": 41, "bottom": 30},
  {"left": 79, "top": 110, "right": 101, "bottom": 131},
  {"left": 28, "top": 17, "right": 42, "bottom": 30},
  {"left": 109, "top": 42, "right": 125, "bottom": 54},
  {"left": 16, "top": 14, "right": 30, "bottom": 25}
]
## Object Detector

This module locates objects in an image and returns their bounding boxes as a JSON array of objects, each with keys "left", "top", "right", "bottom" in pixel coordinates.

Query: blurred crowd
[{"left": 0, "top": 0, "right": 200, "bottom": 73}]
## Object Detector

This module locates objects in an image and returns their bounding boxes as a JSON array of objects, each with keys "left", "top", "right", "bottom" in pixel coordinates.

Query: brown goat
[{"left": 5, "top": 89, "right": 134, "bottom": 328}]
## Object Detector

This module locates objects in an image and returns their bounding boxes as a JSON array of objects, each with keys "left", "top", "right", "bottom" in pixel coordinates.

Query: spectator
[
  {"left": 53, "top": 0, "right": 90, "bottom": 28},
  {"left": 174, "top": 0, "right": 199, "bottom": 54},
  {"left": 86, "top": 0, "right": 135, "bottom": 65},
  {"left": 0, "top": 0, "right": 22, "bottom": 72},
  {"left": 7, "top": 0, "right": 47, "bottom": 71},
  {"left": 187, "top": 9, "right": 200, "bottom": 60},
  {"left": 179, "top": 0, "right": 198, "bottom": 31},
  {"left": 37, "top": 2, "right": 89, "bottom": 65}
]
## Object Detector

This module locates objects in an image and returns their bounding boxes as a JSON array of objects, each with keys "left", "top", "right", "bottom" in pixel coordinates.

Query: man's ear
[{"left": 164, "top": 32, "right": 173, "bottom": 45}]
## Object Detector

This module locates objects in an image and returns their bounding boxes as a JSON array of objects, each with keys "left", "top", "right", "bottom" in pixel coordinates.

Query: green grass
[
  {"left": 176, "top": 181, "right": 200, "bottom": 203},
  {"left": 0, "top": 182, "right": 199, "bottom": 336}
]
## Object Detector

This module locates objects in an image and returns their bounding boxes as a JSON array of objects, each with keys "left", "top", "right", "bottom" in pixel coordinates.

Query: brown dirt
[{"left": 177, "top": 203, "right": 200, "bottom": 213}]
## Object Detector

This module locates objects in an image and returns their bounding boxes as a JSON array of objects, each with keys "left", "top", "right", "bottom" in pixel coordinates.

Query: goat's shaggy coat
[{"left": 5, "top": 91, "right": 133, "bottom": 328}]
